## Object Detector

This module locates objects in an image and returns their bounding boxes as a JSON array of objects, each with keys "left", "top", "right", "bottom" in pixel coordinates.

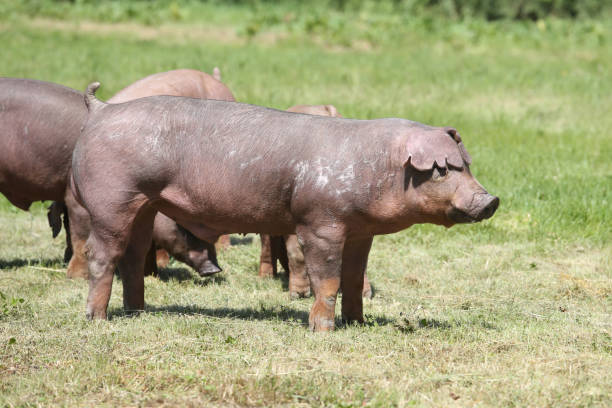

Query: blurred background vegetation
[
  {"left": 4, "top": 0, "right": 612, "bottom": 22},
  {"left": 1, "top": 1, "right": 609, "bottom": 52}
]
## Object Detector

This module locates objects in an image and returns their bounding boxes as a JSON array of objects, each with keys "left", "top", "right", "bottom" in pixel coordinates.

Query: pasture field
[{"left": 0, "top": 3, "right": 611, "bottom": 407}]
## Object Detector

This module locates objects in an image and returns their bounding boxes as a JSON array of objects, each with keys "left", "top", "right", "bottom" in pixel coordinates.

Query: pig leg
[
  {"left": 155, "top": 248, "right": 171, "bottom": 269},
  {"left": 259, "top": 234, "right": 276, "bottom": 277},
  {"left": 297, "top": 225, "right": 345, "bottom": 332},
  {"left": 62, "top": 204, "right": 73, "bottom": 263},
  {"left": 143, "top": 242, "right": 158, "bottom": 277},
  {"left": 118, "top": 208, "right": 156, "bottom": 313},
  {"left": 272, "top": 236, "right": 289, "bottom": 273},
  {"left": 84, "top": 228, "right": 124, "bottom": 320},
  {"left": 216, "top": 234, "right": 231, "bottom": 250},
  {"left": 84, "top": 196, "right": 150, "bottom": 320},
  {"left": 64, "top": 189, "right": 91, "bottom": 279},
  {"left": 340, "top": 237, "right": 373, "bottom": 324},
  {"left": 285, "top": 234, "right": 311, "bottom": 299},
  {"left": 362, "top": 272, "right": 372, "bottom": 299}
]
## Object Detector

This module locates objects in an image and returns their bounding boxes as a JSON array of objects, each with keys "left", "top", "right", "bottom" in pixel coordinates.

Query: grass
[{"left": 1, "top": 3, "right": 611, "bottom": 406}]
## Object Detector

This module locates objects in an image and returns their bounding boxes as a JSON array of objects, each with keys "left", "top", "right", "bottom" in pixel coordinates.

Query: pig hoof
[
  {"left": 124, "top": 309, "right": 142, "bottom": 318},
  {"left": 86, "top": 309, "right": 107, "bottom": 320},
  {"left": 309, "top": 317, "right": 335, "bottom": 332},
  {"left": 290, "top": 288, "right": 311, "bottom": 300},
  {"left": 341, "top": 316, "right": 365, "bottom": 325}
]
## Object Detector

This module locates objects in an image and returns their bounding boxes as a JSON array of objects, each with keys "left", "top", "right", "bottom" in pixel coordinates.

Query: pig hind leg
[
  {"left": 118, "top": 207, "right": 157, "bottom": 313},
  {"left": 83, "top": 196, "right": 151, "bottom": 320}
]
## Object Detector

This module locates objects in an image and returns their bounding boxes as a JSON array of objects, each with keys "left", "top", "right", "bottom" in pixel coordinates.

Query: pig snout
[
  {"left": 449, "top": 192, "right": 499, "bottom": 223},
  {"left": 199, "top": 260, "right": 222, "bottom": 276},
  {"left": 478, "top": 195, "right": 499, "bottom": 220},
  {"left": 189, "top": 250, "right": 222, "bottom": 277}
]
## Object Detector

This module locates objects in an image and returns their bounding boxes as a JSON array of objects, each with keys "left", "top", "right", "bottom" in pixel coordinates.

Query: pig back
[
  {"left": 107, "top": 69, "right": 236, "bottom": 104},
  {"left": 77, "top": 97, "right": 412, "bottom": 230}
]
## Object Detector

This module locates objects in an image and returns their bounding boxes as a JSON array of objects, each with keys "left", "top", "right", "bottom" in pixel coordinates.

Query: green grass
[{"left": 1, "top": 5, "right": 611, "bottom": 407}]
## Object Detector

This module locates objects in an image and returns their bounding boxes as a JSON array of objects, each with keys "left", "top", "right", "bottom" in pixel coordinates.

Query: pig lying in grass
[{"left": 73, "top": 83, "right": 498, "bottom": 331}]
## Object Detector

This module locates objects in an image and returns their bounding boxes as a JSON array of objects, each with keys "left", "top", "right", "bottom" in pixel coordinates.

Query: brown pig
[
  {"left": 258, "top": 105, "right": 372, "bottom": 299},
  {"left": 108, "top": 68, "right": 235, "bottom": 103},
  {"left": 0, "top": 71, "right": 231, "bottom": 279},
  {"left": 73, "top": 83, "right": 498, "bottom": 331}
]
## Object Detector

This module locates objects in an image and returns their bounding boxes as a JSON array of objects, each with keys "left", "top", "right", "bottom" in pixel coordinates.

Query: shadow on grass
[
  {"left": 0, "top": 257, "right": 64, "bottom": 270},
  {"left": 394, "top": 317, "right": 456, "bottom": 333},
  {"left": 108, "top": 303, "right": 310, "bottom": 325},
  {"left": 108, "top": 301, "right": 396, "bottom": 329},
  {"left": 229, "top": 236, "right": 253, "bottom": 246},
  {"left": 153, "top": 267, "right": 228, "bottom": 286}
]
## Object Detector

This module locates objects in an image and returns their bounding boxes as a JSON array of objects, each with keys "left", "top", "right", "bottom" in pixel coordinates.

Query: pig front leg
[
  {"left": 340, "top": 237, "right": 373, "bottom": 324},
  {"left": 362, "top": 273, "right": 372, "bottom": 299},
  {"left": 297, "top": 224, "right": 345, "bottom": 332},
  {"left": 258, "top": 234, "right": 276, "bottom": 277},
  {"left": 259, "top": 235, "right": 288, "bottom": 277},
  {"left": 215, "top": 234, "right": 231, "bottom": 250}
]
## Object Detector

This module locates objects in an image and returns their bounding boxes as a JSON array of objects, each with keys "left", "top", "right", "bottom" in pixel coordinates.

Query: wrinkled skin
[
  {"left": 258, "top": 105, "right": 372, "bottom": 299},
  {"left": 0, "top": 73, "right": 228, "bottom": 279},
  {"left": 74, "top": 84, "right": 498, "bottom": 330}
]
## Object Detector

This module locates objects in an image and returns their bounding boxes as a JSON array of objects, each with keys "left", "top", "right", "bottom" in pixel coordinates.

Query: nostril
[{"left": 482, "top": 196, "right": 499, "bottom": 218}]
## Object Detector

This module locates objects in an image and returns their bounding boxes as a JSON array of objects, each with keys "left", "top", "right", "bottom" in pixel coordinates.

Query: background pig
[
  {"left": 0, "top": 72, "right": 230, "bottom": 279},
  {"left": 258, "top": 104, "right": 372, "bottom": 299},
  {"left": 73, "top": 84, "right": 498, "bottom": 331},
  {"left": 107, "top": 68, "right": 235, "bottom": 103}
]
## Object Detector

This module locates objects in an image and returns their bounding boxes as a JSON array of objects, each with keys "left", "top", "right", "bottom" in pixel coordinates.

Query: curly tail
[{"left": 84, "top": 82, "right": 104, "bottom": 112}]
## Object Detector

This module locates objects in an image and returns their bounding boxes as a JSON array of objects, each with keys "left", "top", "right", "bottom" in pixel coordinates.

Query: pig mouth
[{"left": 448, "top": 207, "right": 479, "bottom": 224}]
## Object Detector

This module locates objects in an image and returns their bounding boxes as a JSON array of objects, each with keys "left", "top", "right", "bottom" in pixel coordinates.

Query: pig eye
[{"left": 432, "top": 167, "right": 448, "bottom": 181}]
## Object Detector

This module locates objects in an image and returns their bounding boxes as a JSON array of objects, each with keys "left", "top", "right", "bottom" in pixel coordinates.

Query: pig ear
[
  {"left": 403, "top": 128, "right": 469, "bottom": 170},
  {"left": 445, "top": 127, "right": 472, "bottom": 165},
  {"left": 325, "top": 105, "right": 339, "bottom": 117}
]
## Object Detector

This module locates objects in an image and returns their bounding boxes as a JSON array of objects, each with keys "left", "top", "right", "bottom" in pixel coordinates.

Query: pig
[
  {"left": 0, "top": 72, "right": 229, "bottom": 279},
  {"left": 107, "top": 68, "right": 235, "bottom": 103},
  {"left": 73, "top": 83, "right": 498, "bottom": 331},
  {"left": 258, "top": 104, "right": 372, "bottom": 299}
]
